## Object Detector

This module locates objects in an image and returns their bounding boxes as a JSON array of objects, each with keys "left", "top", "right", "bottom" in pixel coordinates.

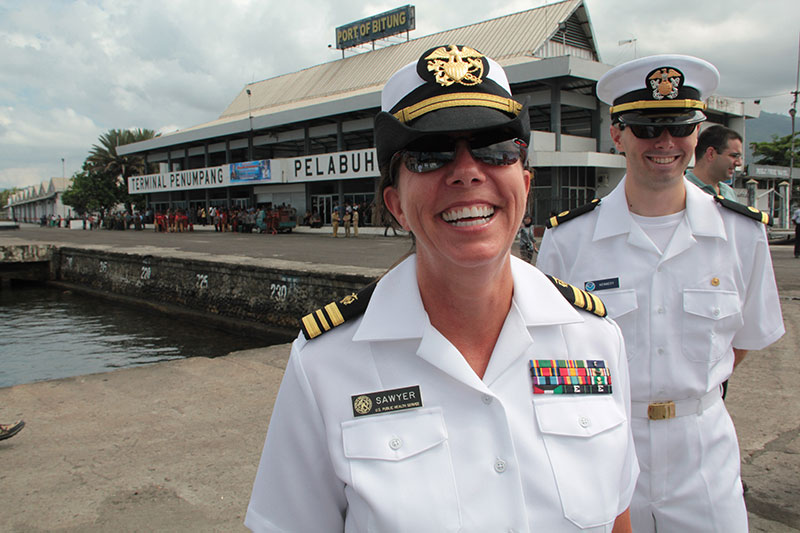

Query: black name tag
[
  {"left": 352, "top": 386, "right": 422, "bottom": 417},
  {"left": 584, "top": 278, "right": 620, "bottom": 291}
]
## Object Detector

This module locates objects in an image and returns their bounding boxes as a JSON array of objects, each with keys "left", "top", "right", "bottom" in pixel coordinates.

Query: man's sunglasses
[
  {"left": 618, "top": 122, "right": 697, "bottom": 139},
  {"left": 399, "top": 138, "right": 528, "bottom": 174}
]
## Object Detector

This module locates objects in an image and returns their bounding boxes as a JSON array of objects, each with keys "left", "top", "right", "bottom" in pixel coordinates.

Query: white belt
[{"left": 632, "top": 388, "right": 722, "bottom": 420}]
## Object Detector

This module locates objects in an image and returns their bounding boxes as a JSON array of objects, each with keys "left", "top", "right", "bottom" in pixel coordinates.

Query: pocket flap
[
  {"left": 535, "top": 398, "right": 625, "bottom": 438},
  {"left": 342, "top": 408, "right": 447, "bottom": 461},
  {"left": 597, "top": 289, "right": 638, "bottom": 319},
  {"left": 683, "top": 289, "right": 740, "bottom": 320}
]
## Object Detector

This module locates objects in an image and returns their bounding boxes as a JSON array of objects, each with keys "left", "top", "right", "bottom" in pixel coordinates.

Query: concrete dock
[{"left": 0, "top": 225, "right": 798, "bottom": 532}]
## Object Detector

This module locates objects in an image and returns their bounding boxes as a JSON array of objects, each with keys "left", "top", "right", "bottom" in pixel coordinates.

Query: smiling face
[
  {"left": 383, "top": 140, "right": 530, "bottom": 275},
  {"left": 611, "top": 123, "right": 698, "bottom": 191},
  {"left": 708, "top": 138, "right": 743, "bottom": 182}
]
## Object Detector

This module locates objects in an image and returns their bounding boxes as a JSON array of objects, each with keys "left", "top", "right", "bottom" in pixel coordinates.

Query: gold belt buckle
[{"left": 648, "top": 401, "right": 676, "bottom": 420}]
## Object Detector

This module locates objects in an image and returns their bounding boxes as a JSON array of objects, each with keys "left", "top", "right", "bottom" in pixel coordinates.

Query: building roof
[
  {"left": 120, "top": 0, "right": 596, "bottom": 154},
  {"left": 6, "top": 177, "right": 72, "bottom": 206},
  {"left": 222, "top": 0, "right": 592, "bottom": 122}
]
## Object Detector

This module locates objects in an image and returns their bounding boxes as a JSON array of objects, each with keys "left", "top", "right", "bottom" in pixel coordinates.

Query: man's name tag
[{"left": 584, "top": 278, "right": 620, "bottom": 291}]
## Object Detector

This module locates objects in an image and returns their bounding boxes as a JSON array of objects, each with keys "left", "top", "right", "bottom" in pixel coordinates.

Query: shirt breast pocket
[
  {"left": 534, "top": 398, "right": 627, "bottom": 530},
  {"left": 682, "top": 289, "right": 743, "bottom": 363},
  {"left": 341, "top": 407, "right": 461, "bottom": 531},
  {"left": 596, "top": 289, "right": 639, "bottom": 360}
]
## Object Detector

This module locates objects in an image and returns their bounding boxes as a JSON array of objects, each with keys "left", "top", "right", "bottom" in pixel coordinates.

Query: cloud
[{"left": 0, "top": 0, "right": 797, "bottom": 187}]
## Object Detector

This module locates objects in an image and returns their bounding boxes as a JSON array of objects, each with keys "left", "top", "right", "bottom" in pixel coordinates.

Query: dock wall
[{"left": 1, "top": 244, "right": 381, "bottom": 336}]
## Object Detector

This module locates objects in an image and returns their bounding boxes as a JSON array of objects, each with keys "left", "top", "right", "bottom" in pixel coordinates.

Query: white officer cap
[
  {"left": 597, "top": 54, "right": 720, "bottom": 125},
  {"left": 374, "top": 44, "right": 530, "bottom": 172}
]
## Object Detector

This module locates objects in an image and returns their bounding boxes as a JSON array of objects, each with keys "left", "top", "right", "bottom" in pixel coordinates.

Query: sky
[{"left": 1, "top": 0, "right": 798, "bottom": 190}]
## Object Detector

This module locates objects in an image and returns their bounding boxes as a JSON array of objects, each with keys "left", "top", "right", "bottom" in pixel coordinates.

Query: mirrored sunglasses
[
  {"left": 400, "top": 138, "right": 528, "bottom": 174},
  {"left": 619, "top": 122, "right": 697, "bottom": 139}
]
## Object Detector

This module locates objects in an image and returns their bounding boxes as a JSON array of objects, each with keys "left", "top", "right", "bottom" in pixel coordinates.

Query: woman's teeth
[{"left": 441, "top": 205, "right": 494, "bottom": 226}]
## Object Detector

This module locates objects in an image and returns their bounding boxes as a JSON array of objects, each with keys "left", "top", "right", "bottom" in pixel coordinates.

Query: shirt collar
[
  {"left": 593, "top": 175, "right": 726, "bottom": 241},
  {"left": 352, "top": 255, "right": 582, "bottom": 342}
]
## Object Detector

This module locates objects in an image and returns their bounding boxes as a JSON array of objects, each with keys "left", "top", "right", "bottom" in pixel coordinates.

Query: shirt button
[
  {"left": 482, "top": 394, "right": 493, "bottom": 405},
  {"left": 578, "top": 416, "right": 591, "bottom": 428},
  {"left": 494, "top": 459, "right": 507, "bottom": 473},
  {"left": 657, "top": 348, "right": 665, "bottom": 355},
  {"left": 657, "top": 306, "right": 665, "bottom": 314},
  {"left": 389, "top": 438, "right": 402, "bottom": 450},
  {"left": 713, "top": 308, "right": 721, "bottom": 317}
]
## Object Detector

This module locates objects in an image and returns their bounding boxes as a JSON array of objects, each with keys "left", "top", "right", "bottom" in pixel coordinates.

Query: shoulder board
[
  {"left": 546, "top": 198, "right": 601, "bottom": 229},
  {"left": 714, "top": 195, "right": 772, "bottom": 226},
  {"left": 545, "top": 274, "right": 607, "bottom": 318},
  {"left": 300, "top": 282, "right": 377, "bottom": 340}
]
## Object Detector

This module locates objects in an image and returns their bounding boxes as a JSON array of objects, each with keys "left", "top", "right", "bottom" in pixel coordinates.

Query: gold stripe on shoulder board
[
  {"left": 713, "top": 195, "right": 772, "bottom": 226},
  {"left": 300, "top": 282, "right": 378, "bottom": 340},
  {"left": 546, "top": 198, "right": 601, "bottom": 229},
  {"left": 546, "top": 275, "right": 607, "bottom": 318}
]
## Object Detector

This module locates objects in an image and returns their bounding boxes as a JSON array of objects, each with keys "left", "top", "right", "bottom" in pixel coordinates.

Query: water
[{"left": 0, "top": 283, "right": 287, "bottom": 388}]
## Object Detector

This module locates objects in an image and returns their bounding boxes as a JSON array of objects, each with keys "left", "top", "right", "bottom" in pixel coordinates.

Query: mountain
[{"left": 745, "top": 111, "right": 794, "bottom": 165}]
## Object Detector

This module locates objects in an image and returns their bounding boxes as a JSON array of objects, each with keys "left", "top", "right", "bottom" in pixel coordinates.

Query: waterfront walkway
[{"left": 1, "top": 225, "right": 799, "bottom": 532}]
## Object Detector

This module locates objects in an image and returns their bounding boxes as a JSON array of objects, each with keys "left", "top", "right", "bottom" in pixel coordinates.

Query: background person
[
  {"left": 685, "top": 124, "right": 742, "bottom": 200},
  {"left": 537, "top": 54, "right": 784, "bottom": 533},
  {"left": 793, "top": 204, "right": 800, "bottom": 258},
  {"left": 517, "top": 213, "right": 537, "bottom": 263},
  {"left": 246, "top": 44, "right": 637, "bottom": 533}
]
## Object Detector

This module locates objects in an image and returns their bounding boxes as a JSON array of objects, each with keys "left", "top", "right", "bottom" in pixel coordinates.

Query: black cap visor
[{"left": 375, "top": 100, "right": 529, "bottom": 172}]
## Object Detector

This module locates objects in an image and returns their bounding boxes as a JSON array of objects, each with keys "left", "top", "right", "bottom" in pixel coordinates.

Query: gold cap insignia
[
  {"left": 425, "top": 45, "right": 485, "bottom": 87},
  {"left": 647, "top": 67, "right": 683, "bottom": 100}
]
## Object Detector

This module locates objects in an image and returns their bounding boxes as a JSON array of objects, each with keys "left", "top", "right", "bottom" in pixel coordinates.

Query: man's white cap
[{"left": 597, "top": 54, "right": 720, "bottom": 125}]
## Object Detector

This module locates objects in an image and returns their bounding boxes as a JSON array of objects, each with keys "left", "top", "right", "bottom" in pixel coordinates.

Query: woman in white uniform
[{"left": 245, "top": 44, "right": 638, "bottom": 533}]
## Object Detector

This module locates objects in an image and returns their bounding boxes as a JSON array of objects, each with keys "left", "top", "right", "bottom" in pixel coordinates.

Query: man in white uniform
[{"left": 538, "top": 55, "right": 784, "bottom": 532}]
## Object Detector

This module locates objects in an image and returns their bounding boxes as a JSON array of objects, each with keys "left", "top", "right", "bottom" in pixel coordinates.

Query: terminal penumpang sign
[
  {"left": 127, "top": 160, "right": 272, "bottom": 194},
  {"left": 335, "top": 5, "right": 415, "bottom": 50}
]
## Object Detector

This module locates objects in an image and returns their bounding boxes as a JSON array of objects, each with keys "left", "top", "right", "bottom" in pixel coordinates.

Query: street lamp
[{"left": 246, "top": 88, "right": 253, "bottom": 161}]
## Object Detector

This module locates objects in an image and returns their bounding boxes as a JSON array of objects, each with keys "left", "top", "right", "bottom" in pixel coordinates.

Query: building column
[
  {"left": 778, "top": 180, "right": 790, "bottom": 229},
  {"left": 746, "top": 179, "right": 758, "bottom": 207}
]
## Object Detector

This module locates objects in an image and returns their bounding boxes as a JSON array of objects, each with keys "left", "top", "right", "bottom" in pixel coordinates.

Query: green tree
[
  {"left": 62, "top": 161, "right": 120, "bottom": 215},
  {"left": 750, "top": 132, "right": 800, "bottom": 167},
  {"left": 63, "top": 128, "right": 158, "bottom": 214},
  {"left": 87, "top": 128, "right": 157, "bottom": 179},
  {"left": 0, "top": 187, "right": 18, "bottom": 208}
]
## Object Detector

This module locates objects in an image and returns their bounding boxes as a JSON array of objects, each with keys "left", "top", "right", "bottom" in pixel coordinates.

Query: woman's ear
[{"left": 383, "top": 185, "right": 410, "bottom": 230}]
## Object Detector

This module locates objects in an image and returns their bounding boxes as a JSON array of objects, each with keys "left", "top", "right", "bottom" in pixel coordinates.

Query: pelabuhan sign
[
  {"left": 287, "top": 148, "right": 377, "bottom": 183},
  {"left": 335, "top": 5, "right": 415, "bottom": 50}
]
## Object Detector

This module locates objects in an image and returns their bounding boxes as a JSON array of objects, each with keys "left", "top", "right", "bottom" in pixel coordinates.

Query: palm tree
[{"left": 87, "top": 128, "right": 158, "bottom": 179}]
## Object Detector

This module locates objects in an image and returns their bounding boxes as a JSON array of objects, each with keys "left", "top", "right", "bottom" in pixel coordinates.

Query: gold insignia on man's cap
[
  {"left": 648, "top": 67, "right": 683, "bottom": 100},
  {"left": 425, "top": 45, "right": 485, "bottom": 87}
]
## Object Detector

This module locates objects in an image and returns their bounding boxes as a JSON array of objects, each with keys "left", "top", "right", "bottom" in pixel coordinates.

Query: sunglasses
[
  {"left": 399, "top": 137, "right": 528, "bottom": 174},
  {"left": 618, "top": 122, "right": 697, "bottom": 139}
]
